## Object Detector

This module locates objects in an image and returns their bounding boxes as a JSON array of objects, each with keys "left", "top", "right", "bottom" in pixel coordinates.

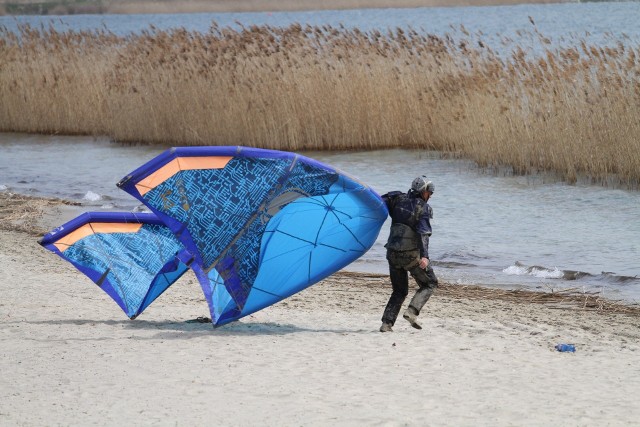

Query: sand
[{"left": 1, "top": 193, "right": 639, "bottom": 426}]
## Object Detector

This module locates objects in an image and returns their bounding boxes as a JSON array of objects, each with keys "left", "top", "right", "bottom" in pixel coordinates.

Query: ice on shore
[{"left": 83, "top": 190, "right": 102, "bottom": 202}]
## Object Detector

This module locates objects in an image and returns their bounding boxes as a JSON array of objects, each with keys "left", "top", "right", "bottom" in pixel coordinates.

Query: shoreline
[
  {"left": 2, "top": 190, "right": 639, "bottom": 315},
  {"left": 0, "top": 0, "right": 571, "bottom": 16},
  {"left": 1, "top": 191, "right": 639, "bottom": 425}
]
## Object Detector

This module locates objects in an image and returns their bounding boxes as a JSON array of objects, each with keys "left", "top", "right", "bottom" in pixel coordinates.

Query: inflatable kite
[
  {"left": 39, "top": 212, "right": 192, "bottom": 319},
  {"left": 40, "top": 146, "right": 387, "bottom": 326}
]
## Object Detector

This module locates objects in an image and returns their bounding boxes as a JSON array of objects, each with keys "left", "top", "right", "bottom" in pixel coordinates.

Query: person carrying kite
[{"left": 379, "top": 176, "right": 438, "bottom": 332}]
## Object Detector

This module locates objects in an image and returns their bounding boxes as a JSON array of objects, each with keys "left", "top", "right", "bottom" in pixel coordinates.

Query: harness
[{"left": 384, "top": 192, "right": 425, "bottom": 252}]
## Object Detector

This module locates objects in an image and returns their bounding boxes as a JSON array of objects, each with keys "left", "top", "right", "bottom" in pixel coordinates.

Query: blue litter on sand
[{"left": 555, "top": 344, "right": 576, "bottom": 352}]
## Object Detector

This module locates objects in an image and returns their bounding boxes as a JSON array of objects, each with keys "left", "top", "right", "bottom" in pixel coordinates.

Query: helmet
[{"left": 411, "top": 176, "right": 435, "bottom": 193}]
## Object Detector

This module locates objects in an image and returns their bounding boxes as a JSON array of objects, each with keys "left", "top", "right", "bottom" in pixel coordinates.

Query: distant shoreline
[{"left": 0, "top": 0, "right": 571, "bottom": 16}]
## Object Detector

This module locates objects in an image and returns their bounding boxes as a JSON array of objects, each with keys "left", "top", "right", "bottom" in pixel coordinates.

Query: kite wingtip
[{"left": 116, "top": 175, "right": 132, "bottom": 188}]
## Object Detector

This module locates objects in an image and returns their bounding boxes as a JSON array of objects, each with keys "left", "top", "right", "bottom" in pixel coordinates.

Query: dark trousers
[{"left": 381, "top": 249, "right": 438, "bottom": 326}]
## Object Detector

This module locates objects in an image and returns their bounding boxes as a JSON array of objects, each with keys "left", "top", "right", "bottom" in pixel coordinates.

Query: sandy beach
[{"left": 1, "top": 192, "right": 639, "bottom": 426}]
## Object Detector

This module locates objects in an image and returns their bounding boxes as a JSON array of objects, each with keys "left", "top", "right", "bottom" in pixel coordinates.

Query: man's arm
[
  {"left": 416, "top": 203, "right": 433, "bottom": 266},
  {"left": 417, "top": 233, "right": 430, "bottom": 260}
]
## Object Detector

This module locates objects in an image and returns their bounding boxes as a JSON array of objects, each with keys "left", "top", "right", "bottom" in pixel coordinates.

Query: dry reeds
[
  {"left": 0, "top": 192, "right": 80, "bottom": 235},
  {"left": 1, "top": 22, "right": 639, "bottom": 187}
]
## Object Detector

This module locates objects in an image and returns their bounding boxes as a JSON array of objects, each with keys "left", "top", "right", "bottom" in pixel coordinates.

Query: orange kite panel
[
  {"left": 53, "top": 222, "right": 143, "bottom": 252},
  {"left": 135, "top": 156, "right": 232, "bottom": 196}
]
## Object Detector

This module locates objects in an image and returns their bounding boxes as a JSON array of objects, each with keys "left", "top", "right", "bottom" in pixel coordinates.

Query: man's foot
[
  {"left": 379, "top": 322, "right": 393, "bottom": 332},
  {"left": 403, "top": 308, "right": 422, "bottom": 330}
]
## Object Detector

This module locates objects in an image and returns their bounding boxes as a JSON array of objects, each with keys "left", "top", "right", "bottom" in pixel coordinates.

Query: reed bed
[{"left": 1, "top": 22, "right": 639, "bottom": 187}]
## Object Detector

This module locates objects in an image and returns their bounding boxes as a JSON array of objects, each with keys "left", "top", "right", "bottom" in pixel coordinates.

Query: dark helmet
[{"left": 411, "top": 176, "right": 435, "bottom": 193}]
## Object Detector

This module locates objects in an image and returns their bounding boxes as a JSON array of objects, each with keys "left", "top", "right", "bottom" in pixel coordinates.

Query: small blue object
[{"left": 555, "top": 344, "right": 576, "bottom": 352}]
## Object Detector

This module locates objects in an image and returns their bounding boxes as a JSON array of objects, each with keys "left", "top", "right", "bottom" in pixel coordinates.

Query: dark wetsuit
[{"left": 381, "top": 190, "right": 438, "bottom": 326}]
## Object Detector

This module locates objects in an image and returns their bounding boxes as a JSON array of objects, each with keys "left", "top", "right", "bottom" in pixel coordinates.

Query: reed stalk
[{"left": 1, "top": 22, "right": 639, "bottom": 187}]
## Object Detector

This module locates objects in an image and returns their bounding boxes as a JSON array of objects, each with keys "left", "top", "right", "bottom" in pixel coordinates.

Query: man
[{"left": 379, "top": 176, "right": 438, "bottom": 332}]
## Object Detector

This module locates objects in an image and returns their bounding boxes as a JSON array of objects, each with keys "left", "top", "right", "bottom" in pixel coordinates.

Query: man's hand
[{"left": 419, "top": 257, "right": 429, "bottom": 269}]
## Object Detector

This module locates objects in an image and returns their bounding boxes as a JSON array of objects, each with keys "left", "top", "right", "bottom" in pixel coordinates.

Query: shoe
[
  {"left": 403, "top": 308, "right": 422, "bottom": 330},
  {"left": 379, "top": 322, "right": 393, "bottom": 332}
]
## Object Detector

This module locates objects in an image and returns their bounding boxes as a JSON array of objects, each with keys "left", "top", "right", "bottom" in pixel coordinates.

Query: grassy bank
[{"left": 1, "top": 23, "right": 639, "bottom": 187}]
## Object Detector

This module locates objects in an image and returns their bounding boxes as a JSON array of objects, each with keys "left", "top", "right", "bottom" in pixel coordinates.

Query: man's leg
[
  {"left": 407, "top": 265, "right": 438, "bottom": 316},
  {"left": 381, "top": 255, "right": 409, "bottom": 327}
]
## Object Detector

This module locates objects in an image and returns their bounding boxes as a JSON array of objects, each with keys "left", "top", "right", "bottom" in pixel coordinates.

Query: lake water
[
  {"left": 2, "top": 1, "right": 640, "bottom": 56},
  {"left": 1, "top": 133, "right": 639, "bottom": 303},
  {"left": 1, "top": 2, "right": 639, "bottom": 302}
]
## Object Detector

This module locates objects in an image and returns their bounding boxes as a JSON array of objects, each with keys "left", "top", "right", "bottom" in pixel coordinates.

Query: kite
[
  {"left": 40, "top": 146, "right": 388, "bottom": 326},
  {"left": 39, "top": 212, "right": 192, "bottom": 319}
]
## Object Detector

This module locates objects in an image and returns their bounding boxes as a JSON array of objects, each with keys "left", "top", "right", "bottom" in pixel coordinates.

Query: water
[
  {"left": 1, "top": 3, "right": 639, "bottom": 302},
  {"left": 2, "top": 2, "right": 640, "bottom": 56},
  {"left": 1, "top": 133, "right": 639, "bottom": 303}
]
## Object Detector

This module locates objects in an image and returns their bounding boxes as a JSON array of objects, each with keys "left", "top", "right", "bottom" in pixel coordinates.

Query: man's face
[{"left": 422, "top": 191, "right": 433, "bottom": 201}]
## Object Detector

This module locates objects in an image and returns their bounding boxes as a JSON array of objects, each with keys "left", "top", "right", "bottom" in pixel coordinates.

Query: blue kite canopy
[
  {"left": 117, "top": 146, "right": 388, "bottom": 325},
  {"left": 39, "top": 212, "right": 192, "bottom": 319},
  {"left": 39, "top": 146, "right": 387, "bottom": 326}
]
